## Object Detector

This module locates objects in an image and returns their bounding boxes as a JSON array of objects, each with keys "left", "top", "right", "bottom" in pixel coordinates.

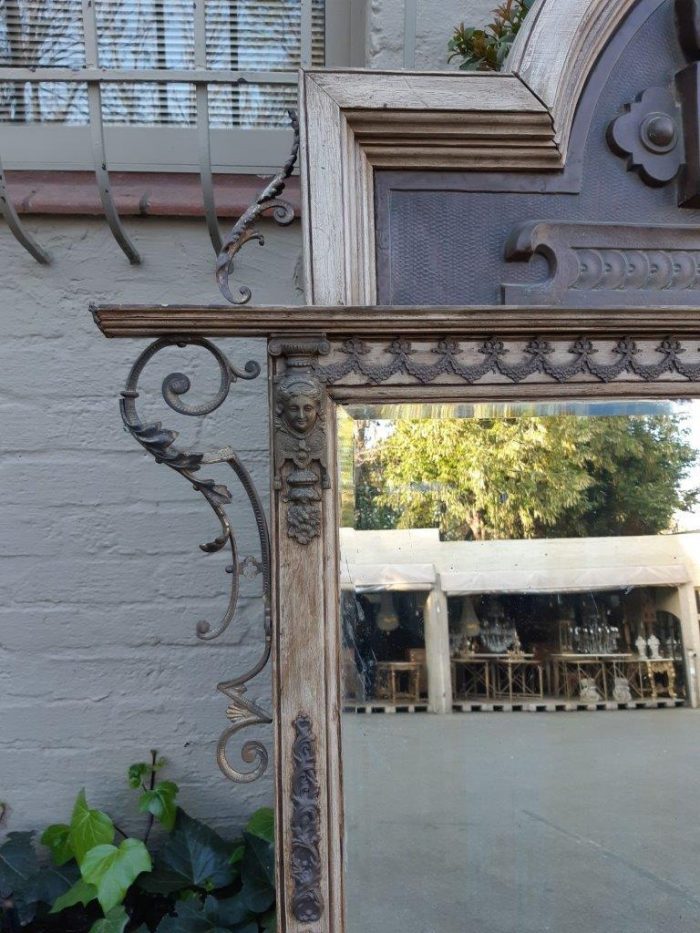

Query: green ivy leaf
[
  {"left": 50, "top": 876, "right": 98, "bottom": 913},
  {"left": 139, "top": 812, "right": 234, "bottom": 895},
  {"left": 244, "top": 807, "right": 274, "bottom": 844},
  {"left": 0, "top": 832, "right": 38, "bottom": 898},
  {"left": 69, "top": 790, "right": 114, "bottom": 865},
  {"left": 41, "top": 823, "right": 74, "bottom": 866},
  {"left": 155, "top": 897, "right": 221, "bottom": 932},
  {"left": 261, "top": 909, "right": 277, "bottom": 932},
  {"left": 128, "top": 763, "right": 151, "bottom": 789},
  {"left": 81, "top": 838, "right": 152, "bottom": 914},
  {"left": 89, "top": 904, "right": 130, "bottom": 933},
  {"left": 26, "top": 861, "right": 81, "bottom": 908},
  {"left": 240, "top": 832, "right": 274, "bottom": 914},
  {"left": 138, "top": 781, "right": 179, "bottom": 831},
  {"left": 214, "top": 893, "right": 252, "bottom": 926},
  {"left": 228, "top": 843, "right": 244, "bottom": 868}
]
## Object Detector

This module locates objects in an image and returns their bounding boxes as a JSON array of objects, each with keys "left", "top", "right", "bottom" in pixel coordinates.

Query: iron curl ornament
[
  {"left": 119, "top": 337, "right": 272, "bottom": 783},
  {"left": 216, "top": 109, "right": 299, "bottom": 305}
]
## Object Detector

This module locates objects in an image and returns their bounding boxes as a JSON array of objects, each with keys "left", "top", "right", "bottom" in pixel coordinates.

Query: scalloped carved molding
[{"left": 503, "top": 221, "right": 700, "bottom": 305}]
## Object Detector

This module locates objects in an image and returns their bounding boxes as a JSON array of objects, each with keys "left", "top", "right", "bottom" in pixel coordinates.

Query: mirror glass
[{"left": 338, "top": 399, "right": 700, "bottom": 933}]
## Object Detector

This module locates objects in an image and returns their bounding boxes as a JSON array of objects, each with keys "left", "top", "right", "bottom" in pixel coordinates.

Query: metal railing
[{"left": 0, "top": 0, "right": 317, "bottom": 263}]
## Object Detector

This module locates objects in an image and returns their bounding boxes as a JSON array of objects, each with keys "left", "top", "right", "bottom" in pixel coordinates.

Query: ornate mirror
[{"left": 94, "top": 0, "right": 700, "bottom": 929}]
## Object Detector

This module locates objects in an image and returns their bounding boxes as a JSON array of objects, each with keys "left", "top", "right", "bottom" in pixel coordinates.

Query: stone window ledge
[{"left": 4, "top": 171, "right": 301, "bottom": 219}]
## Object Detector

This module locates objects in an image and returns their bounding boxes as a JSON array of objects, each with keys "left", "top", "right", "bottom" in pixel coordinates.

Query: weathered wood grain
[{"left": 93, "top": 304, "right": 700, "bottom": 339}]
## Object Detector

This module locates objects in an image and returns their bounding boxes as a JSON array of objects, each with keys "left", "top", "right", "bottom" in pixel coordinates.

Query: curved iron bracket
[
  {"left": 120, "top": 337, "right": 272, "bottom": 782},
  {"left": 216, "top": 110, "right": 299, "bottom": 304},
  {"left": 0, "top": 150, "right": 51, "bottom": 264}
]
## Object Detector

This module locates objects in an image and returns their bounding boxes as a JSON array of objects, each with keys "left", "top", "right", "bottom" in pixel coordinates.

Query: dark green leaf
[
  {"left": 81, "top": 838, "right": 152, "bottom": 914},
  {"left": 244, "top": 807, "right": 274, "bottom": 845},
  {"left": 41, "top": 823, "right": 74, "bottom": 866},
  {"left": 27, "top": 860, "right": 81, "bottom": 906},
  {"left": 214, "top": 893, "right": 253, "bottom": 926},
  {"left": 155, "top": 897, "right": 226, "bottom": 933},
  {"left": 0, "top": 832, "right": 38, "bottom": 898},
  {"left": 261, "top": 909, "right": 277, "bottom": 932},
  {"left": 89, "top": 904, "right": 129, "bottom": 933},
  {"left": 138, "top": 781, "right": 179, "bottom": 831},
  {"left": 50, "top": 876, "right": 98, "bottom": 913},
  {"left": 228, "top": 844, "right": 244, "bottom": 868},
  {"left": 140, "top": 811, "right": 234, "bottom": 895},
  {"left": 240, "top": 833, "right": 274, "bottom": 914},
  {"left": 69, "top": 790, "right": 114, "bottom": 865}
]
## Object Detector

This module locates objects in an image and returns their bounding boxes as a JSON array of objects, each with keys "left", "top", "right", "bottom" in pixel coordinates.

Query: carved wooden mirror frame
[{"left": 94, "top": 0, "right": 700, "bottom": 928}]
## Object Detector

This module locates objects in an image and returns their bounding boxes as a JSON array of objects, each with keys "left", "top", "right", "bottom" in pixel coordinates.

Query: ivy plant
[
  {"left": 448, "top": 0, "right": 535, "bottom": 71},
  {"left": 0, "top": 753, "right": 275, "bottom": 933}
]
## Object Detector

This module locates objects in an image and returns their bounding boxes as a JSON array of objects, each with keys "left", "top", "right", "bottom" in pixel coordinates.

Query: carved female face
[{"left": 283, "top": 394, "right": 319, "bottom": 433}]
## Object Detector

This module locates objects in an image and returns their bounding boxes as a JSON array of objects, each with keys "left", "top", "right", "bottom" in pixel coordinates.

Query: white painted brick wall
[
  {"left": 0, "top": 216, "right": 301, "bottom": 837},
  {"left": 367, "top": 0, "right": 498, "bottom": 69}
]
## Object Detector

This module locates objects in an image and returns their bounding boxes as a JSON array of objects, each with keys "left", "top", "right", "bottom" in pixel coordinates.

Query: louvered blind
[{"left": 0, "top": 0, "right": 324, "bottom": 126}]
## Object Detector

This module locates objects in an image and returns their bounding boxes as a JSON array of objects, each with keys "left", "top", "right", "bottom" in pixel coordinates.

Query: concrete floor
[{"left": 342, "top": 709, "right": 700, "bottom": 933}]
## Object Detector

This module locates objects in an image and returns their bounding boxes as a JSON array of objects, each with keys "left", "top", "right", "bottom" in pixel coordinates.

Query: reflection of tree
[
  {"left": 356, "top": 415, "right": 700, "bottom": 540},
  {"left": 0, "top": 0, "right": 84, "bottom": 121}
]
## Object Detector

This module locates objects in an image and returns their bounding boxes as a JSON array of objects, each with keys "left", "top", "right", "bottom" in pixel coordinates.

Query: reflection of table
[
  {"left": 491, "top": 658, "right": 544, "bottom": 701},
  {"left": 549, "top": 654, "right": 628, "bottom": 701},
  {"left": 451, "top": 655, "right": 544, "bottom": 701},
  {"left": 375, "top": 661, "right": 422, "bottom": 703},
  {"left": 549, "top": 655, "right": 681, "bottom": 701},
  {"left": 452, "top": 658, "right": 490, "bottom": 699},
  {"left": 627, "top": 658, "right": 678, "bottom": 699}
]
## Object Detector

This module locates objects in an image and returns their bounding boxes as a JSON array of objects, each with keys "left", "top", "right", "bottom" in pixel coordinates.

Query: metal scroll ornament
[
  {"left": 273, "top": 367, "right": 330, "bottom": 545},
  {"left": 216, "top": 110, "right": 299, "bottom": 305},
  {"left": 120, "top": 337, "right": 272, "bottom": 783},
  {"left": 291, "top": 714, "right": 323, "bottom": 923}
]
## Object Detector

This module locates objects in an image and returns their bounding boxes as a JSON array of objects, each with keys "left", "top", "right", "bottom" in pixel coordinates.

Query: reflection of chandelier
[
  {"left": 459, "top": 596, "right": 481, "bottom": 637},
  {"left": 375, "top": 591, "right": 399, "bottom": 632}
]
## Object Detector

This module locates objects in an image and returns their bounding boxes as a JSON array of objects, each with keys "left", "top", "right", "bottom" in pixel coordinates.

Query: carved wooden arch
[{"left": 300, "top": 0, "right": 679, "bottom": 304}]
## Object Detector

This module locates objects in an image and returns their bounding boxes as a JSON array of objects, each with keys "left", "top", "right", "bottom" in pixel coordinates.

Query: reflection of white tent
[{"left": 340, "top": 528, "right": 700, "bottom": 710}]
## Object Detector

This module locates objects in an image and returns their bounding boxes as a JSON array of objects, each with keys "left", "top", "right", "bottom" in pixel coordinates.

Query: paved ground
[{"left": 342, "top": 709, "right": 700, "bottom": 933}]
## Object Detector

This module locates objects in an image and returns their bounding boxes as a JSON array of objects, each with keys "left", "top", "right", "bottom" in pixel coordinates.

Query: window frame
[{"left": 0, "top": 0, "right": 358, "bottom": 174}]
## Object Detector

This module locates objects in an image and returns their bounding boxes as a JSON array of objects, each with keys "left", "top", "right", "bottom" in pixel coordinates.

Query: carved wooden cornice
[{"left": 93, "top": 304, "right": 700, "bottom": 340}]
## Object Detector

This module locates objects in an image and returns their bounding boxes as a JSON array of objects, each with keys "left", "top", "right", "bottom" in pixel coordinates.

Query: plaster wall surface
[
  {"left": 0, "top": 216, "right": 301, "bottom": 836},
  {"left": 366, "top": 0, "right": 497, "bottom": 69}
]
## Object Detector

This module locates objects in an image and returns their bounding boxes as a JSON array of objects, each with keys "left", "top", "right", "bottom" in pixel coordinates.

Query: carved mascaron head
[{"left": 276, "top": 373, "right": 323, "bottom": 435}]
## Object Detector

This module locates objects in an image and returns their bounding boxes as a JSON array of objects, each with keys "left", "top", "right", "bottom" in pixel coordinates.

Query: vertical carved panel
[
  {"left": 269, "top": 335, "right": 339, "bottom": 931},
  {"left": 291, "top": 714, "right": 324, "bottom": 923}
]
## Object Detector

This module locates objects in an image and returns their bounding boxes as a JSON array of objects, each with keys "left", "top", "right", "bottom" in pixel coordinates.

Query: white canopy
[
  {"left": 440, "top": 564, "right": 690, "bottom": 595},
  {"left": 340, "top": 563, "right": 435, "bottom": 591}
]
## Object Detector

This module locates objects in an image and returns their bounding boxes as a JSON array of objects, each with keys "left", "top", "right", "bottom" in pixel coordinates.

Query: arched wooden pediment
[{"left": 301, "top": 0, "right": 700, "bottom": 307}]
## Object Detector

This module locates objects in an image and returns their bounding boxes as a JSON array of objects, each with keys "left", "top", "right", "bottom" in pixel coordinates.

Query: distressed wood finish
[
  {"left": 507, "top": 0, "right": 641, "bottom": 155},
  {"left": 92, "top": 4, "right": 700, "bottom": 931},
  {"left": 299, "top": 0, "right": 643, "bottom": 303},
  {"left": 94, "top": 304, "right": 700, "bottom": 339},
  {"left": 268, "top": 340, "right": 344, "bottom": 933}
]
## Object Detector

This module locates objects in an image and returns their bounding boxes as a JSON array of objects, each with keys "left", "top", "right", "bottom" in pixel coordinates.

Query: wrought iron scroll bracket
[
  {"left": 269, "top": 337, "right": 331, "bottom": 545},
  {"left": 216, "top": 110, "right": 299, "bottom": 304},
  {"left": 119, "top": 337, "right": 272, "bottom": 783}
]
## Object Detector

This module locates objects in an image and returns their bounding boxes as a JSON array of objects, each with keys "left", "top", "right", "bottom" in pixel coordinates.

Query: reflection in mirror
[{"left": 338, "top": 400, "right": 700, "bottom": 933}]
